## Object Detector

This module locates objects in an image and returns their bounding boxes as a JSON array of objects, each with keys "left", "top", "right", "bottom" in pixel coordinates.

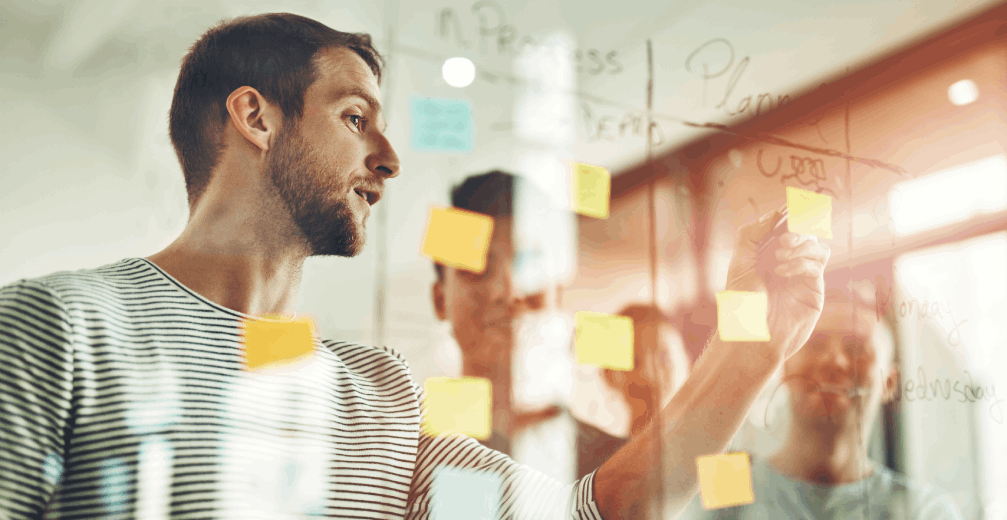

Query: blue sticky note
[
  {"left": 411, "top": 97, "right": 474, "bottom": 153},
  {"left": 432, "top": 466, "right": 501, "bottom": 520},
  {"left": 43, "top": 452, "right": 63, "bottom": 486},
  {"left": 100, "top": 457, "right": 130, "bottom": 515}
]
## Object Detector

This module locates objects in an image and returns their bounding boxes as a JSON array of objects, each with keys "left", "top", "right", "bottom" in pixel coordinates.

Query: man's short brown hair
[{"left": 168, "top": 13, "right": 382, "bottom": 208}]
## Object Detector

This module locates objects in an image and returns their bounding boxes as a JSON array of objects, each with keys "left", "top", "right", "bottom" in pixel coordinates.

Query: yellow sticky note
[
  {"left": 242, "top": 317, "right": 316, "bottom": 370},
  {"left": 696, "top": 452, "right": 755, "bottom": 510},
  {"left": 574, "top": 311, "right": 634, "bottom": 371},
  {"left": 423, "top": 377, "right": 492, "bottom": 439},
  {"left": 786, "top": 186, "right": 833, "bottom": 239},
  {"left": 716, "top": 291, "right": 771, "bottom": 342},
  {"left": 571, "top": 163, "right": 610, "bottom": 219},
  {"left": 421, "top": 207, "right": 495, "bottom": 274}
]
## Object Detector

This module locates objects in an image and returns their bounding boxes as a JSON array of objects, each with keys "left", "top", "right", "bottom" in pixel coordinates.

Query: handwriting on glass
[
  {"left": 888, "top": 366, "right": 1003, "bottom": 424},
  {"left": 437, "top": 1, "right": 622, "bottom": 75},
  {"left": 685, "top": 38, "right": 790, "bottom": 118},
  {"left": 579, "top": 101, "right": 664, "bottom": 145},
  {"left": 875, "top": 285, "right": 968, "bottom": 347},
  {"left": 757, "top": 149, "right": 837, "bottom": 198}
]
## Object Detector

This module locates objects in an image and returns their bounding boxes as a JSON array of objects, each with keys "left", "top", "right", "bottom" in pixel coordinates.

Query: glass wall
[{"left": 1, "top": 1, "right": 1005, "bottom": 518}]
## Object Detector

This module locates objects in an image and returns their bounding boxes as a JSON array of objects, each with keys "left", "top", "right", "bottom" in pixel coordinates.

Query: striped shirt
[{"left": 0, "top": 258, "right": 603, "bottom": 519}]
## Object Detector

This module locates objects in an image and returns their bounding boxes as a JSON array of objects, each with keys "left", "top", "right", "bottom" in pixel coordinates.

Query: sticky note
[
  {"left": 412, "top": 97, "right": 474, "bottom": 152},
  {"left": 716, "top": 291, "right": 771, "bottom": 342},
  {"left": 786, "top": 186, "right": 833, "bottom": 239},
  {"left": 696, "top": 452, "right": 755, "bottom": 510},
  {"left": 100, "top": 457, "right": 130, "bottom": 515},
  {"left": 242, "top": 317, "right": 316, "bottom": 370},
  {"left": 421, "top": 207, "right": 494, "bottom": 273},
  {"left": 432, "top": 467, "right": 501, "bottom": 520},
  {"left": 574, "top": 311, "right": 634, "bottom": 371},
  {"left": 571, "top": 163, "right": 610, "bottom": 218},
  {"left": 423, "top": 377, "right": 492, "bottom": 439},
  {"left": 43, "top": 453, "right": 63, "bottom": 486}
]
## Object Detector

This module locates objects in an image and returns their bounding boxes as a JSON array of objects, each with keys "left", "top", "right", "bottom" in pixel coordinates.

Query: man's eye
[{"left": 348, "top": 115, "right": 365, "bottom": 130}]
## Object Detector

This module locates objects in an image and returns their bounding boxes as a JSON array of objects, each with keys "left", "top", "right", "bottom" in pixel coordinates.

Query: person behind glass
[
  {"left": 580, "top": 304, "right": 691, "bottom": 482},
  {"left": 431, "top": 170, "right": 631, "bottom": 481},
  {"left": 680, "top": 285, "right": 962, "bottom": 520}
]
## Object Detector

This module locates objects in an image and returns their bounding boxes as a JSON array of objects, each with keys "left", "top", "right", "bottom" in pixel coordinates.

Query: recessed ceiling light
[
  {"left": 947, "top": 79, "right": 979, "bottom": 106},
  {"left": 442, "top": 57, "right": 476, "bottom": 88}
]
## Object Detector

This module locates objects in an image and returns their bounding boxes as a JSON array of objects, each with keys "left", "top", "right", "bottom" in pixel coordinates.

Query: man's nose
[
  {"left": 368, "top": 133, "right": 400, "bottom": 179},
  {"left": 486, "top": 263, "right": 515, "bottom": 304},
  {"left": 487, "top": 264, "right": 542, "bottom": 311},
  {"left": 817, "top": 336, "right": 852, "bottom": 374}
]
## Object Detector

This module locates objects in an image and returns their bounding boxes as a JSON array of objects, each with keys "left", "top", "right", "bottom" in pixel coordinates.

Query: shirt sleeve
[
  {"left": 0, "top": 280, "right": 75, "bottom": 519},
  {"left": 404, "top": 383, "right": 605, "bottom": 520}
]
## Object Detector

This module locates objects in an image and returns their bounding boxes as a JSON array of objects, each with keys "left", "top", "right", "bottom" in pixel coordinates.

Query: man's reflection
[{"left": 682, "top": 286, "right": 962, "bottom": 519}]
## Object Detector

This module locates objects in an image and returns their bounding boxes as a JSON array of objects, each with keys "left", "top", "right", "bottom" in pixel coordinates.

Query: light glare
[
  {"left": 948, "top": 79, "right": 978, "bottom": 106},
  {"left": 442, "top": 57, "right": 475, "bottom": 88},
  {"left": 890, "top": 155, "right": 1007, "bottom": 236}
]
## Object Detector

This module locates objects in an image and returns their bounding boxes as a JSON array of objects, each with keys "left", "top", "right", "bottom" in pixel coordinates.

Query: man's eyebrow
[
  {"left": 335, "top": 87, "right": 383, "bottom": 115},
  {"left": 334, "top": 87, "right": 387, "bottom": 131}
]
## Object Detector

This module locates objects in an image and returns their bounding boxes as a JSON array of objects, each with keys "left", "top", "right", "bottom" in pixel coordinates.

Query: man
[
  {"left": 430, "top": 171, "right": 635, "bottom": 482},
  {"left": 679, "top": 287, "right": 962, "bottom": 519},
  {"left": 0, "top": 12, "right": 830, "bottom": 520}
]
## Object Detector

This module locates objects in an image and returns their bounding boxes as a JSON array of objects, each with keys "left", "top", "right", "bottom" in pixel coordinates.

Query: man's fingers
[
  {"left": 774, "top": 257, "right": 825, "bottom": 279},
  {"left": 775, "top": 237, "right": 829, "bottom": 263},
  {"left": 737, "top": 208, "right": 783, "bottom": 252}
]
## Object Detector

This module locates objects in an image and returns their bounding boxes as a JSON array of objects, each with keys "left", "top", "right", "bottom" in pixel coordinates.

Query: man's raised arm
[{"left": 593, "top": 208, "right": 831, "bottom": 519}]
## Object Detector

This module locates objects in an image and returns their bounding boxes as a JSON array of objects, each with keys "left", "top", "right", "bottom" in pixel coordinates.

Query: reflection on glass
[{"left": 890, "top": 155, "right": 1007, "bottom": 236}]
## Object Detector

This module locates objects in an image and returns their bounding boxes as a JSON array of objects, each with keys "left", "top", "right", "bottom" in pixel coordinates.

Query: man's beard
[{"left": 267, "top": 122, "right": 365, "bottom": 257}]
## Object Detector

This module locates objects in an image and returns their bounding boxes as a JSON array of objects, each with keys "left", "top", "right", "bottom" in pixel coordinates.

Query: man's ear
[
  {"left": 432, "top": 277, "right": 448, "bottom": 321},
  {"left": 225, "top": 86, "right": 279, "bottom": 153}
]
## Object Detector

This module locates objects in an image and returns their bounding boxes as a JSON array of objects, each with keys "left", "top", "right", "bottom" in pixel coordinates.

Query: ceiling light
[
  {"left": 947, "top": 79, "right": 978, "bottom": 106},
  {"left": 442, "top": 57, "right": 475, "bottom": 88}
]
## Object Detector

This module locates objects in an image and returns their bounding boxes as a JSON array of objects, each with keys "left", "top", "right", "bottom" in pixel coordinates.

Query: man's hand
[
  {"left": 725, "top": 208, "right": 830, "bottom": 360},
  {"left": 593, "top": 207, "right": 832, "bottom": 520}
]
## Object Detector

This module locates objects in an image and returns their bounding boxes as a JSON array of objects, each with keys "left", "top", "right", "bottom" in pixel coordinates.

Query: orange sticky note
[
  {"left": 716, "top": 291, "right": 771, "bottom": 342},
  {"left": 423, "top": 377, "right": 492, "bottom": 439},
  {"left": 574, "top": 311, "right": 634, "bottom": 371},
  {"left": 696, "top": 452, "right": 755, "bottom": 510},
  {"left": 242, "top": 317, "right": 316, "bottom": 370},
  {"left": 571, "top": 163, "right": 610, "bottom": 219},
  {"left": 786, "top": 186, "right": 833, "bottom": 239},
  {"left": 421, "top": 207, "right": 495, "bottom": 274}
]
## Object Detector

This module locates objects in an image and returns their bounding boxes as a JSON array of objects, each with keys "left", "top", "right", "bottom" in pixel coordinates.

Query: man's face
[
  {"left": 268, "top": 47, "right": 399, "bottom": 257},
  {"left": 432, "top": 217, "right": 557, "bottom": 379},
  {"left": 783, "top": 302, "right": 896, "bottom": 430}
]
